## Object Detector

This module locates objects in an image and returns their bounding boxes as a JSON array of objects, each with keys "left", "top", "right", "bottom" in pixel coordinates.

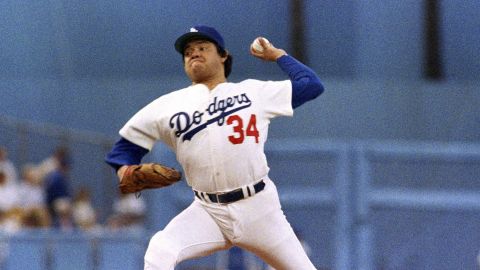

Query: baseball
[{"left": 251, "top": 37, "right": 270, "bottom": 53}]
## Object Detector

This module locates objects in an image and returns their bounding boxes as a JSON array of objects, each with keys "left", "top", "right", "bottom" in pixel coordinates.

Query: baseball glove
[{"left": 119, "top": 163, "right": 182, "bottom": 194}]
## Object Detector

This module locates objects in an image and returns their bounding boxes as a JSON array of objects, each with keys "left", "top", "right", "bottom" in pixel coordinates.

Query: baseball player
[{"left": 106, "top": 25, "right": 324, "bottom": 269}]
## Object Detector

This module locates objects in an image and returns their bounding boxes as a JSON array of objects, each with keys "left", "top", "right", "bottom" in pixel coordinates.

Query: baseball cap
[{"left": 175, "top": 25, "right": 225, "bottom": 54}]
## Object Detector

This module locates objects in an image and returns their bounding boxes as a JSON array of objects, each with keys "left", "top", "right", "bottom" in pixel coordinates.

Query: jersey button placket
[{"left": 207, "top": 92, "right": 221, "bottom": 189}]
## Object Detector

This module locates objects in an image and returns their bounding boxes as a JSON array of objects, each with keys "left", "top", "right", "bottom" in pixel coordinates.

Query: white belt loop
[
  {"left": 200, "top": 191, "right": 212, "bottom": 203},
  {"left": 241, "top": 186, "right": 249, "bottom": 199},
  {"left": 244, "top": 182, "right": 256, "bottom": 199},
  {"left": 249, "top": 182, "right": 256, "bottom": 196},
  {"left": 205, "top": 192, "right": 213, "bottom": 203}
]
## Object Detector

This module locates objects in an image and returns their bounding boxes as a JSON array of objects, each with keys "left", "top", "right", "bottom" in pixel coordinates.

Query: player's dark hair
[{"left": 217, "top": 46, "right": 232, "bottom": 78}]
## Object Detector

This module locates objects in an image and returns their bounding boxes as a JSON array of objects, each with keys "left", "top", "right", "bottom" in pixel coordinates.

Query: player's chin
[
  {"left": 186, "top": 62, "right": 205, "bottom": 73},
  {"left": 186, "top": 69, "right": 208, "bottom": 82},
  {"left": 185, "top": 64, "right": 199, "bottom": 74}
]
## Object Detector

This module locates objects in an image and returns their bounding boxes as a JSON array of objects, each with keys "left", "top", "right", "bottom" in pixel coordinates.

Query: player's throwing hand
[{"left": 250, "top": 36, "right": 287, "bottom": 61}]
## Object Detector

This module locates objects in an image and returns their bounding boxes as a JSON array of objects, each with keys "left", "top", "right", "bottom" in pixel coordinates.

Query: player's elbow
[
  {"left": 310, "top": 77, "right": 324, "bottom": 99},
  {"left": 291, "top": 76, "right": 325, "bottom": 109}
]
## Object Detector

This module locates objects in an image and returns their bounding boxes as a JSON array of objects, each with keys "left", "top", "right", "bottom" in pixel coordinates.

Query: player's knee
[{"left": 144, "top": 231, "right": 178, "bottom": 270}]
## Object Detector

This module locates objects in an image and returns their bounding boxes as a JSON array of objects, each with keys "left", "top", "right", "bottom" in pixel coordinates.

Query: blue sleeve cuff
[{"left": 105, "top": 137, "right": 149, "bottom": 171}]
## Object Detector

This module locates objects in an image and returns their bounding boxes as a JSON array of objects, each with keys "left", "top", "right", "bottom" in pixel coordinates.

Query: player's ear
[
  {"left": 217, "top": 46, "right": 228, "bottom": 62},
  {"left": 221, "top": 50, "right": 229, "bottom": 63},
  {"left": 224, "top": 54, "right": 233, "bottom": 78}
]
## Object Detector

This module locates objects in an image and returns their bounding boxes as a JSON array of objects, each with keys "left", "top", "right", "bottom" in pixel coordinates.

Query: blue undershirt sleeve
[
  {"left": 105, "top": 137, "right": 149, "bottom": 171},
  {"left": 276, "top": 54, "right": 324, "bottom": 109}
]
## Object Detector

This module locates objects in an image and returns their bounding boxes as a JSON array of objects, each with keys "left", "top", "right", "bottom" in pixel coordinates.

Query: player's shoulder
[
  {"left": 228, "top": 79, "right": 266, "bottom": 90},
  {"left": 235, "top": 78, "right": 291, "bottom": 90},
  {"left": 238, "top": 78, "right": 289, "bottom": 85},
  {"left": 238, "top": 78, "right": 266, "bottom": 85}
]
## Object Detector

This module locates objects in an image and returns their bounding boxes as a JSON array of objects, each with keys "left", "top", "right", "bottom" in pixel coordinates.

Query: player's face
[{"left": 183, "top": 40, "right": 227, "bottom": 84}]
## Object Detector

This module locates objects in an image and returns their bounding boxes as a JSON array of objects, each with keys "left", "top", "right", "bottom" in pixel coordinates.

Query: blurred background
[{"left": 0, "top": 0, "right": 479, "bottom": 269}]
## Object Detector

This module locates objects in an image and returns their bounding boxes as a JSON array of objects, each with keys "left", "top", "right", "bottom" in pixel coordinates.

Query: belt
[{"left": 194, "top": 180, "right": 266, "bottom": 204}]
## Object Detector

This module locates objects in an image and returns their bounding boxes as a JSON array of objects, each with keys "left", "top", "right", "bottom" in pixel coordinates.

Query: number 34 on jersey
[{"left": 227, "top": 114, "right": 259, "bottom": 144}]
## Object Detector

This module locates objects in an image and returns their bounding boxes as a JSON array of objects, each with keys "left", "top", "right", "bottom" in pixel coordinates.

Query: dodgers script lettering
[{"left": 169, "top": 93, "right": 252, "bottom": 141}]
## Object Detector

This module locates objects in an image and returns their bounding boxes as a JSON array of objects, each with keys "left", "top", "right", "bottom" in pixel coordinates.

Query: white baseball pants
[{"left": 144, "top": 178, "right": 317, "bottom": 270}]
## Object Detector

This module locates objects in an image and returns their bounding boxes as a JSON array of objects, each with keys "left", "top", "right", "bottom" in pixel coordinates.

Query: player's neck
[{"left": 192, "top": 77, "right": 227, "bottom": 90}]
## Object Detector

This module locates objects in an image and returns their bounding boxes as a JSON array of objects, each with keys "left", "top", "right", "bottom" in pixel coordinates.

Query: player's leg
[
  {"left": 233, "top": 178, "right": 317, "bottom": 270},
  {"left": 144, "top": 200, "right": 231, "bottom": 270},
  {"left": 244, "top": 210, "right": 316, "bottom": 269}
]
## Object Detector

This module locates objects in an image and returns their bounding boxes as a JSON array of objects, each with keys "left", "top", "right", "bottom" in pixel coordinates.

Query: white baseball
[{"left": 251, "top": 37, "right": 270, "bottom": 53}]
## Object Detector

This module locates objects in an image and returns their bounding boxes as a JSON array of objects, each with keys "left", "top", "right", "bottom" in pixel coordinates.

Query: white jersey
[{"left": 120, "top": 79, "right": 293, "bottom": 192}]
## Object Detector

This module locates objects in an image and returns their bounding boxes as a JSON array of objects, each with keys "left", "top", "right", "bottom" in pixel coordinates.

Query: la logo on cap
[{"left": 190, "top": 28, "right": 198, "bottom": 32}]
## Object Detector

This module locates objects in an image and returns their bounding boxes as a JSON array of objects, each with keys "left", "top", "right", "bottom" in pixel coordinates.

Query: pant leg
[
  {"left": 144, "top": 200, "right": 231, "bottom": 270},
  {"left": 245, "top": 210, "right": 316, "bottom": 270},
  {"left": 231, "top": 179, "right": 317, "bottom": 270}
]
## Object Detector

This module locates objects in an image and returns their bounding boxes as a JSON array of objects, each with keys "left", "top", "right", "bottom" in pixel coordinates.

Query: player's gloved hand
[{"left": 119, "top": 163, "right": 182, "bottom": 194}]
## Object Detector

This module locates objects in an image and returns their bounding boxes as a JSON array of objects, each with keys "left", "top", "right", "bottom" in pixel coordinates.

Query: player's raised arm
[{"left": 250, "top": 37, "right": 324, "bottom": 108}]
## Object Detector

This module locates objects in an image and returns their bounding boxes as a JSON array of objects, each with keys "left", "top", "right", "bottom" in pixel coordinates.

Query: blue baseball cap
[{"left": 175, "top": 25, "right": 225, "bottom": 54}]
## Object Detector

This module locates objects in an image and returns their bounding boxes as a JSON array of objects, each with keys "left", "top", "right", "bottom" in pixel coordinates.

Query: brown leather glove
[{"left": 119, "top": 163, "right": 182, "bottom": 194}]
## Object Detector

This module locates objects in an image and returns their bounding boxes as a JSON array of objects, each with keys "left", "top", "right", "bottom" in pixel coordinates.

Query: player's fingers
[
  {"left": 250, "top": 51, "right": 268, "bottom": 61},
  {"left": 250, "top": 46, "right": 264, "bottom": 58},
  {"left": 258, "top": 37, "right": 270, "bottom": 48}
]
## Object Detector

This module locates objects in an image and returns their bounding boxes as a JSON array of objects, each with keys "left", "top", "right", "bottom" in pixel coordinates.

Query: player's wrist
[{"left": 274, "top": 50, "right": 288, "bottom": 60}]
